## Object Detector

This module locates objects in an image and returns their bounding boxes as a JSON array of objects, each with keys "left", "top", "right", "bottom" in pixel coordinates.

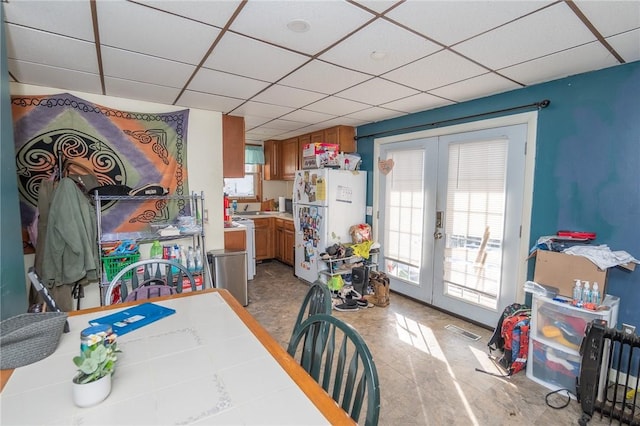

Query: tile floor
[{"left": 245, "top": 261, "right": 616, "bottom": 426}]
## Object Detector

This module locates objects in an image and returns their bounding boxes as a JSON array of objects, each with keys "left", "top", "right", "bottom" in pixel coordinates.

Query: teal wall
[
  {"left": 357, "top": 61, "right": 640, "bottom": 327},
  {"left": 0, "top": 5, "right": 28, "bottom": 318}
]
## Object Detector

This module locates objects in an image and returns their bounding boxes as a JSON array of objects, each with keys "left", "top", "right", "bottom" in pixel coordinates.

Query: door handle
[{"left": 434, "top": 211, "right": 444, "bottom": 240}]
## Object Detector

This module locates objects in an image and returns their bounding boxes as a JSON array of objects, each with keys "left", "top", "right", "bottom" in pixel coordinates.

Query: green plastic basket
[{"left": 102, "top": 252, "right": 140, "bottom": 281}]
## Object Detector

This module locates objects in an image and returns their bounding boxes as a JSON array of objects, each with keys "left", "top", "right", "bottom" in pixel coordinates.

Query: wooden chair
[
  {"left": 104, "top": 259, "right": 197, "bottom": 305},
  {"left": 287, "top": 314, "right": 381, "bottom": 426},
  {"left": 291, "top": 280, "right": 332, "bottom": 337}
]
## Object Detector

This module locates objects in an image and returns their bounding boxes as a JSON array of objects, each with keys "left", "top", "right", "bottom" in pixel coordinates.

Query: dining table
[{"left": 0, "top": 288, "right": 354, "bottom": 425}]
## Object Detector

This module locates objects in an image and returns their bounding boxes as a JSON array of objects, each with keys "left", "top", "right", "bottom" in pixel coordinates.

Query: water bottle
[
  {"left": 150, "top": 240, "right": 163, "bottom": 259},
  {"left": 187, "top": 246, "right": 196, "bottom": 272},
  {"left": 582, "top": 281, "right": 591, "bottom": 304},
  {"left": 592, "top": 282, "right": 601, "bottom": 305},
  {"left": 572, "top": 279, "right": 582, "bottom": 304},
  {"left": 194, "top": 246, "right": 203, "bottom": 272}
]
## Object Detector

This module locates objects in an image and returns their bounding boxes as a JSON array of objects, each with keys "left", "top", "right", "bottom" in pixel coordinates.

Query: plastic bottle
[
  {"left": 572, "top": 279, "right": 582, "bottom": 304},
  {"left": 194, "top": 246, "right": 203, "bottom": 272},
  {"left": 592, "top": 282, "right": 601, "bottom": 305},
  {"left": 187, "top": 246, "right": 196, "bottom": 272},
  {"left": 582, "top": 281, "right": 591, "bottom": 304},
  {"left": 150, "top": 240, "right": 163, "bottom": 275},
  {"left": 150, "top": 240, "right": 163, "bottom": 260},
  {"left": 232, "top": 199, "right": 238, "bottom": 215}
]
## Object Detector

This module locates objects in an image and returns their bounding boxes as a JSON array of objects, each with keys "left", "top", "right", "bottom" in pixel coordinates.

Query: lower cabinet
[
  {"left": 275, "top": 219, "right": 294, "bottom": 266},
  {"left": 254, "top": 218, "right": 274, "bottom": 261},
  {"left": 224, "top": 229, "right": 246, "bottom": 250}
]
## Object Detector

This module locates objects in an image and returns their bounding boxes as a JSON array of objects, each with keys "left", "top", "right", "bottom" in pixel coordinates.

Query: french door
[{"left": 377, "top": 123, "right": 529, "bottom": 326}]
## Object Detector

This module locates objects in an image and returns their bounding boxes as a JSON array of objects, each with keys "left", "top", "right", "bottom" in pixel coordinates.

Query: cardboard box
[
  {"left": 302, "top": 143, "right": 340, "bottom": 169},
  {"left": 532, "top": 250, "right": 607, "bottom": 297}
]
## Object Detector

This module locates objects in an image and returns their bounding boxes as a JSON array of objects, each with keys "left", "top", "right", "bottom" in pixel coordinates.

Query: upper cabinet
[
  {"left": 222, "top": 115, "right": 245, "bottom": 178},
  {"left": 264, "top": 125, "right": 356, "bottom": 181},
  {"left": 263, "top": 139, "right": 280, "bottom": 181},
  {"left": 280, "top": 137, "right": 299, "bottom": 181}
]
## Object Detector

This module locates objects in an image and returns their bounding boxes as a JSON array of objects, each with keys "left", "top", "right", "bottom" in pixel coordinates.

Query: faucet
[{"left": 243, "top": 204, "right": 249, "bottom": 212}]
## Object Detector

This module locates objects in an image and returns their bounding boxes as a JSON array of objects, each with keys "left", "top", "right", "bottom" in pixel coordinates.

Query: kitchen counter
[
  {"left": 233, "top": 212, "right": 293, "bottom": 221},
  {"left": 224, "top": 222, "right": 247, "bottom": 232}
]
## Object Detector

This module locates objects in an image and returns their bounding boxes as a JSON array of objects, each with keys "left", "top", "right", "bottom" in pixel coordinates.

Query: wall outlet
[
  {"left": 366, "top": 206, "right": 373, "bottom": 216},
  {"left": 622, "top": 323, "right": 636, "bottom": 335}
]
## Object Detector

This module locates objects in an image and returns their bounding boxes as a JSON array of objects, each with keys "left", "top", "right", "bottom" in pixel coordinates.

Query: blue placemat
[{"left": 89, "top": 302, "right": 176, "bottom": 335}]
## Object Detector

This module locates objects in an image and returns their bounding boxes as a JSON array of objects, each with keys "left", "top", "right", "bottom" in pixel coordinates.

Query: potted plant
[{"left": 71, "top": 332, "right": 120, "bottom": 407}]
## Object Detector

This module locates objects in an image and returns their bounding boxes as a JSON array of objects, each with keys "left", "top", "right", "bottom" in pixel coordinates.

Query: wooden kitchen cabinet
[
  {"left": 280, "top": 137, "right": 299, "bottom": 181},
  {"left": 297, "top": 134, "right": 310, "bottom": 171},
  {"left": 253, "top": 217, "right": 274, "bottom": 261},
  {"left": 324, "top": 125, "right": 356, "bottom": 152},
  {"left": 222, "top": 115, "right": 245, "bottom": 178},
  {"left": 275, "top": 219, "right": 295, "bottom": 266},
  {"left": 283, "top": 220, "right": 295, "bottom": 266},
  {"left": 224, "top": 229, "right": 246, "bottom": 251},
  {"left": 263, "top": 139, "right": 281, "bottom": 181}
]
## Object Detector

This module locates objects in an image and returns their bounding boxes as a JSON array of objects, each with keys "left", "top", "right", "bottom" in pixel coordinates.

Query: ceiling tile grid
[{"left": 3, "top": 0, "right": 639, "bottom": 144}]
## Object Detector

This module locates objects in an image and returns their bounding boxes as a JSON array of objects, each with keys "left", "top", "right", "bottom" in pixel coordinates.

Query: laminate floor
[{"left": 245, "top": 261, "right": 616, "bottom": 426}]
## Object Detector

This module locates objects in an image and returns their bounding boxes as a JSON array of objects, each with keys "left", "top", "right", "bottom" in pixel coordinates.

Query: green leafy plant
[{"left": 72, "top": 334, "right": 120, "bottom": 384}]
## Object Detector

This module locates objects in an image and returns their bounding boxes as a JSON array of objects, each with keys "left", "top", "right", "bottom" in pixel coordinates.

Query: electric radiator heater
[{"left": 578, "top": 319, "right": 640, "bottom": 426}]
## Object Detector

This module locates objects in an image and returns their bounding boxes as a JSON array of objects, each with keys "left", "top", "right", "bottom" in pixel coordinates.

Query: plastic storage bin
[
  {"left": 101, "top": 253, "right": 140, "bottom": 280},
  {"left": 527, "top": 293, "right": 618, "bottom": 395}
]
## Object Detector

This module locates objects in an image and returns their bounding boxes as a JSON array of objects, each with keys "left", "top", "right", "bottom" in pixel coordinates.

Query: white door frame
[{"left": 372, "top": 111, "right": 538, "bottom": 304}]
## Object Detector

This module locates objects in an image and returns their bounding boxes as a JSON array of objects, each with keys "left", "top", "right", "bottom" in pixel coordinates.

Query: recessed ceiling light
[
  {"left": 370, "top": 51, "right": 387, "bottom": 61},
  {"left": 287, "top": 19, "right": 311, "bottom": 33}
]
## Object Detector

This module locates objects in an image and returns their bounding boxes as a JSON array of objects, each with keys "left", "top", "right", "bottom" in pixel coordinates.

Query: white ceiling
[{"left": 4, "top": 0, "right": 639, "bottom": 144}]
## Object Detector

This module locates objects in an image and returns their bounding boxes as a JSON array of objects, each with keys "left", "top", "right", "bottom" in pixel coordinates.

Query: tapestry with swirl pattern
[{"left": 12, "top": 93, "right": 190, "bottom": 253}]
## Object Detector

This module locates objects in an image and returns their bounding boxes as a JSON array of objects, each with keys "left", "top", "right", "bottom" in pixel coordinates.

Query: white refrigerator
[{"left": 293, "top": 169, "right": 367, "bottom": 283}]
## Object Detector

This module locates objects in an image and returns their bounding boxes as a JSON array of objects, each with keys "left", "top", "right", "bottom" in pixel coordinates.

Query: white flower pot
[{"left": 72, "top": 374, "right": 112, "bottom": 408}]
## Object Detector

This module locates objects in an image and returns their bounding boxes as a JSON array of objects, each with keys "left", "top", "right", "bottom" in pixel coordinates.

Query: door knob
[{"left": 434, "top": 231, "right": 443, "bottom": 239}]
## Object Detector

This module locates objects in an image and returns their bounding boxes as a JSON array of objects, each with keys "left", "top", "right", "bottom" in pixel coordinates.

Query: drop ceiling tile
[
  {"left": 138, "top": 0, "right": 242, "bottom": 28},
  {"left": 246, "top": 127, "right": 290, "bottom": 139},
  {"left": 499, "top": 41, "right": 619, "bottom": 86},
  {"left": 244, "top": 116, "right": 275, "bottom": 130},
  {"left": 203, "top": 32, "right": 309, "bottom": 83},
  {"left": 574, "top": 0, "right": 640, "bottom": 37},
  {"left": 3, "top": 0, "right": 94, "bottom": 40},
  {"left": 318, "top": 116, "right": 372, "bottom": 128},
  {"left": 429, "top": 72, "right": 520, "bottom": 103},
  {"left": 345, "top": 106, "right": 405, "bottom": 123},
  {"left": 5, "top": 25, "right": 98, "bottom": 73},
  {"left": 101, "top": 46, "right": 195, "bottom": 89},
  {"left": 386, "top": 1, "right": 551, "bottom": 46},
  {"left": 380, "top": 92, "right": 453, "bottom": 114},
  {"left": 607, "top": 29, "right": 640, "bottom": 63},
  {"left": 320, "top": 18, "right": 440, "bottom": 75},
  {"left": 96, "top": 1, "right": 220, "bottom": 65},
  {"left": 257, "top": 119, "right": 308, "bottom": 132},
  {"left": 279, "top": 109, "right": 337, "bottom": 125},
  {"left": 336, "top": 78, "right": 419, "bottom": 106},
  {"left": 454, "top": 2, "right": 595, "bottom": 70},
  {"left": 304, "top": 96, "right": 370, "bottom": 116},
  {"left": 8, "top": 60, "right": 102, "bottom": 95},
  {"left": 383, "top": 50, "right": 487, "bottom": 91},
  {"left": 252, "top": 85, "right": 326, "bottom": 109},
  {"left": 104, "top": 77, "right": 182, "bottom": 106},
  {"left": 229, "top": 1, "right": 373, "bottom": 55},
  {"left": 351, "top": 1, "right": 402, "bottom": 14},
  {"left": 189, "top": 67, "right": 270, "bottom": 99},
  {"left": 279, "top": 60, "right": 370, "bottom": 94},
  {"left": 177, "top": 90, "right": 244, "bottom": 114},
  {"left": 231, "top": 101, "right": 294, "bottom": 119}
]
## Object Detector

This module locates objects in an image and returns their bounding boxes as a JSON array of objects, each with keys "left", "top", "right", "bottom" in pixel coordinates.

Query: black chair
[
  {"left": 287, "top": 314, "right": 381, "bottom": 426},
  {"left": 104, "top": 259, "right": 197, "bottom": 305},
  {"left": 291, "top": 280, "right": 332, "bottom": 337}
]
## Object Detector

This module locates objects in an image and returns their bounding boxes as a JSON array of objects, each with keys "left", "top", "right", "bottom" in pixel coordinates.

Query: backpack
[{"left": 487, "top": 303, "right": 531, "bottom": 375}]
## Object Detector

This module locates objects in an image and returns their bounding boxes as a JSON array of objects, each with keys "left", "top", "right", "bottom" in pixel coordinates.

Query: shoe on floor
[{"left": 333, "top": 299, "right": 359, "bottom": 312}]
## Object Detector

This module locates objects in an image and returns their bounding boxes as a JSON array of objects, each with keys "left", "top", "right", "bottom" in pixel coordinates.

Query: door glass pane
[
  {"left": 384, "top": 149, "right": 424, "bottom": 284},
  {"left": 443, "top": 139, "right": 507, "bottom": 309}
]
